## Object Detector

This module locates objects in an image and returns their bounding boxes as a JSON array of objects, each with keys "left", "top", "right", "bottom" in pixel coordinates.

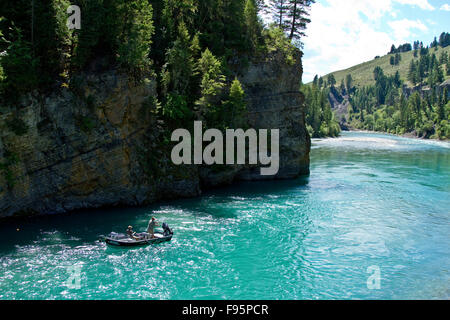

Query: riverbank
[{"left": 344, "top": 128, "right": 450, "bottom": 142}]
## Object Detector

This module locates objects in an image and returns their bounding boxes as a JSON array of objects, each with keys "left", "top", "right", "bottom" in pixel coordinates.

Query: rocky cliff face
[
  {"left": 0, "top": 51, "right": 310, "bottom": 219},
  {"left": 237, "top": 50, "right": 310, "bottom": 180},
  {"left": 328, "top": 87, "right": 351, "bottom": 130}
]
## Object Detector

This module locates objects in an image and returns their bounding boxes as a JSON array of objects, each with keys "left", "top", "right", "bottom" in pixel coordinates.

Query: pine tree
[
  {"left": 345, "top": 74, "right": 353, "bottom": 93},
  {"left": 244, "top": 0, "right": 262, "bottom": 51},
  {"left": 390, "top": 44, "right": 396, "bottom": 54},
  {"left": 318, "top": 77, "right": 324, "bottom": 88},
  {"left": 394, "top": 71, "right": 401, "bottom": 87},
  {"left": 442, "top": 87, "right": 448, "bottom": 105},
  {"left": 70, "top": 0, "right": 107, "bottom": 70},
  {"left": 0, "top": 26, "right": 39, "bottom": 98},
  {"left": 327, "top": 74, "right": 336, "bottom": 87},
  {"left": 395, "top": 53, "right": 401, "bottom": 65},
  {"left": 439, "top": 32, "right": 450, "bottom": 47},
  {"left": 430, "top": 53, "right": 438, "bottom": 71},
  {"left": 115, "top": 0, "right": 154, "bottom": 75},
  {"left": 268, "top": 0, "right": 314, "bottom": 43},
  {"left": 390, "top": 56, "right": 395, "bottom": 66},
  {"left": 162, "top": 0, "right": 197, "bottom": 40},
  {"left": 0, "top": 0, "right": 71, "bottom": 90},
  {"left": 226, "top": 78, "right": 247, "bottom": 127},
  {"left": 268, "top": 0, "right": 290, "bottom": 31},
  {"left": 161, "top": 22, "right": 195, "bottom": 97},
  {"left": 254, "top": 0, "right": 267, "bottom": 11},
  {"left": 221, "top": 0, "right": 247, "bottom": 52},
  {"left": 373, "top": 66, "right": 384, "bottom": 81},
  {"left": 34, "top": 0, "right": 72, "bottom": 84},
  {"left": 195, "top": 49, "right": 226, "bottom": 120},
  {"left": 433, "top": 64, "right": 444, "bottom": 85},
  {"left": 431, "top": 37, "right": 438, "bottom": 48},
  {"left": 408, "top": 60, "right": 417, "bottom": 86},
  {"left": 437, "top": 90, "right": 446, "bottom": 121},
  {"left": 439, "top": 51, "right": 448, "bottom": 65},
  {"left": 312, "top": 75, "right": 318, "bottom": 86},
  {"left": 286, "top": 0, "right": 315, "bottom": 42},
  {"left": 339, "top": 79, "right": 345, "bottom": 95}
]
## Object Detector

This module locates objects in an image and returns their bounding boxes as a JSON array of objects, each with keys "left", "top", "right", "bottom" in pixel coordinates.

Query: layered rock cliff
[{"left": 0, "top": 50, "right": 310, "bottom": 219}]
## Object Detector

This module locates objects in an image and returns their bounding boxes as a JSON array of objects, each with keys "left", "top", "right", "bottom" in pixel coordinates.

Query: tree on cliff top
[
  {"left": 267, "top": 0, "right": 315, "bottom": 45},
  {"left": 286, "top": 0, "right": 315, "bottom": 42},
  {"left": 268, "top": 0, "right": 290, "bottom": 30},
  {"left": 0, "top": 0, "right": 288, "bottom": 132}
]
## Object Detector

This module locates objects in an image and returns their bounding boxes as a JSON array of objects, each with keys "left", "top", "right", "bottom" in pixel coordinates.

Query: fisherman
[
  {"left": 147, "top": 217, "right": 159, "bottom": 239},
  {"left": 126, "top": 225, "right": 139, "bottom": 240}
]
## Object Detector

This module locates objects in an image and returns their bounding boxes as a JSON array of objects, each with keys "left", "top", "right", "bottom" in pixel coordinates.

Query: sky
[{"left": 301, "top": 0, "right": 450, "bottom": 82}]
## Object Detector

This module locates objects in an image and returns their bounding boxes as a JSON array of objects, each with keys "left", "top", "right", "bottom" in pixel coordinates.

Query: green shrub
[
  {"left": 162, "top": 94, "right": 193, "bottom": 125},
  {"left": 263, "top": 26, "right": 297, "bottom": 65}
]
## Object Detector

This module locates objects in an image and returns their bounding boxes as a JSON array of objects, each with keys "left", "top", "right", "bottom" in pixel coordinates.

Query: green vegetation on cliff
[
  {"left": 0, "top": 1, "right": 313, "bottom": 217},
  {"left": 0, "top": 0, "right": 313, "bottom": 132}
]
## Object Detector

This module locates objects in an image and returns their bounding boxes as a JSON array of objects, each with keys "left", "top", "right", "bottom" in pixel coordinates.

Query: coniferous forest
[
  {"left": 308, "top": 33, "right": 450, "bottom": 140},
  {"left": 301, "top": 80, "right": 341, "bottom": 138},
  {"left": 0, "top": 0, "right": 314, "bottom": 134}
]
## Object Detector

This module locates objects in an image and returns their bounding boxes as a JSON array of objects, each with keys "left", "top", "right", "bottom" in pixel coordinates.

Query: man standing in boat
[{"left": 147, "top": 217, "right": 159, "bottom": 239}]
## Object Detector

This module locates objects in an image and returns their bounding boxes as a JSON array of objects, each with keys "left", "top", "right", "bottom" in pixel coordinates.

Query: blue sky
[{"left": 302, "top": 0, "right": 450, "bottom": 82}]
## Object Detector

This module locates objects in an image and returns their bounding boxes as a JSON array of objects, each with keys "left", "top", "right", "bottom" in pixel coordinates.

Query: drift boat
[{"left": 101, "top": 223, "right": 173, "bottom": 247}]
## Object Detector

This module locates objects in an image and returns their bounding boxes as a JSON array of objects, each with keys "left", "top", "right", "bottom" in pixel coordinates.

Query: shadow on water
[
  {"left": 156, "top": 176, "right": 310, "bottom": 217},
  {"left": 0, "top": 206, "right": 143, "bottom": 254},
  {"left": 0, "top": 176, "right": 310, "bottom": 253}
]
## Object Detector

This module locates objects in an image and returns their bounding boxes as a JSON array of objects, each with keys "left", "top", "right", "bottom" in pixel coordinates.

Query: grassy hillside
[{"left": 318, "top": 45, "right": 450, "bottom": 88}]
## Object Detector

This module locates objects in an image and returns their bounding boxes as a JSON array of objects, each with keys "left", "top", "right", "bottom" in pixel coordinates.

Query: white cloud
[
  {"left": 394, "top": 0, "right": 435, "bottom": 11},
  {"left": 387, "top": 19, "right": 428, "bottom": 40},
  {"left": 302, "top": 0, "right": 395, "bottom": 82},
  {"left": 302, "top": 0, "right": 432, "bottom": 82},
  {"left": 440, "top": 4, "right": 450, "bottom": 11}
]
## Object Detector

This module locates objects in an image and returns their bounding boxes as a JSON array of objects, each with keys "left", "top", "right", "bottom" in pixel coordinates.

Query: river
[{"left": 0, "top": 131, "right": 449, "bottom": 299}]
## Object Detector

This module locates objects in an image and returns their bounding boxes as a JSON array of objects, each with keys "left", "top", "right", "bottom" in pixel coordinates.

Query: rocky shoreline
[{"left": 344, "top": 128, "right": 450, "bottom": 142}]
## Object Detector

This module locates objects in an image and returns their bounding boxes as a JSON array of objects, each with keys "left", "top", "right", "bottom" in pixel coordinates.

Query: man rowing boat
[{"left": 126, "top": 226, "right": 139, "bottom": 240}]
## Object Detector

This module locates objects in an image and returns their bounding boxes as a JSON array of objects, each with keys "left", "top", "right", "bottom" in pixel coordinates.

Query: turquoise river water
[{"left": 0, "top": 131, "right": 449, "bottom": 300}]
